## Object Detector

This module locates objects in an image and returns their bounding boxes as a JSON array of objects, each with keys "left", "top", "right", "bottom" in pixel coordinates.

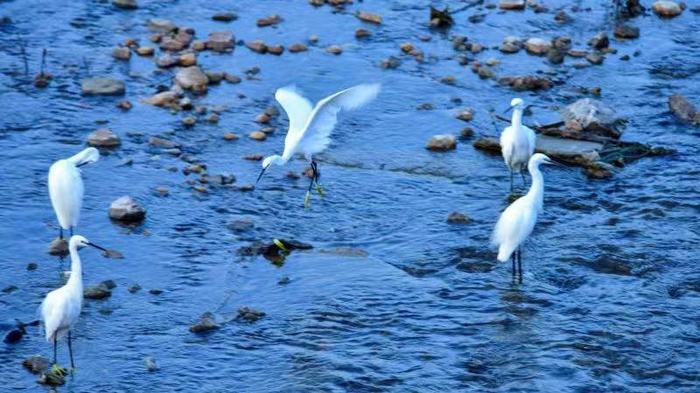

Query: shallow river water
[{"left": 1, "top": 1, "right": 699, "bottom": 392}]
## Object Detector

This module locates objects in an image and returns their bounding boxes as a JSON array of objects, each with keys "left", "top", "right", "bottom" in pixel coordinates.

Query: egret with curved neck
[
  {"left": 500, "top": 98, "right": 536, "bottom": 192},
  {"left": 41, "top": 235, "right": 107, "bottom": 371},
  {"left": 256, "top": 83, "right": 380, "bottom": 207},
  {"left": 492, "top": 153, "right": 556, "bottom": 282},
  {"left": 48, "top": 147, "right": 100, "bottom": 239}
]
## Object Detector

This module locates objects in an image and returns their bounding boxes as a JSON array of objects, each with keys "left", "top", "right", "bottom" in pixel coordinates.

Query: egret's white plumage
[
  {"left": 41, "top": 235, "right": 106, "bottom": 368},
  {"left": 48, "top": 148, "right": 99, "bottom": 235},
  {"left": 258, "top": 83, "right": 380, "bottom": 204},
  {"left": 492, "top": 154, "right": 554, "bottom": 279},
  {"left": 500, "top": 98, "right": 536, "bottom": 189}
]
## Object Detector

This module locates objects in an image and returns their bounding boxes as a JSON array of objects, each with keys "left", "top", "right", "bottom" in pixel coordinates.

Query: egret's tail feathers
[
  {"left": 334, "top": 83, "right": 381, "bottom": 111},
  {"left": 67, "top": 147, "right": 99, "bottom": 166}
]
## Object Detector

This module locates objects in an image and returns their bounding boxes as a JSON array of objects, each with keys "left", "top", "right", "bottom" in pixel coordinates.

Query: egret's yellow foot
[
  {"left": 315, "top": 184, "right": 325, "bottom": 197},
  {"left": 304, "top": 191, "right": 311, "bottom": 208},
  {"left": 272, "top": 239, "right": 288, "bottom": 251},
  {"left": 51, "top": 364, "right": 68, "bottom": 376}
]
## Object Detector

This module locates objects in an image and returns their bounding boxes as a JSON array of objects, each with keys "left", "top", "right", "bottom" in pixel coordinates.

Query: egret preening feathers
[
  {"left": 500, "top": 98, "right": 536, "bottom": 192},
  {"left": 41, "top": 235, "right": 107, "bottom": 371},
  {"left": 257, "top": 83, "right": 381, "bottom": 207},
  {"left": 48, "top": 147, "right": 100, "bottom": 239},
  {"left": 492, "top": 153, "right": 556, "bottom": 283}
]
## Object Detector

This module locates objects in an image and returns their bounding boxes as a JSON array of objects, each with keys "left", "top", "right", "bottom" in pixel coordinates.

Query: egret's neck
[
  {"left": 67, "top": 243, "right": 83, "bottom": 287},
  {"left": 511, "top": 108, "right": 523, "bottom": 129},
  {"left": 526, "top": 163, "right": 544, "bottom": 211}
]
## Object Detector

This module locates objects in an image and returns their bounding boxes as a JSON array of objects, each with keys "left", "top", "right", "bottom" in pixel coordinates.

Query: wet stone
[
  {"left": 109, "top": 196, "right": 146, "bottom": 222},
  {"left": 236, "top": 307, "right": 266, "bottom": 323},
  {"left": 456, "top": 108, "right": 474, "bottom": 121},
  {"left": 23, "top": 355, "right": 50, "bottom": 374},
  {"left": 499, "top": 0, "right": 526, "bottom": 10},
  {"left": 561, "top": 98, "right": 623, "bottom": 139},
  {"left": 182, "top": 116, "right": 196, "bottom": 127},
  {"left": 144, "top": 357, "right": 158, "bottom": 372},
  {"left": 426, "top": 134, "right": 457, "bottom": 151},
  {"left": 668, "top": 94, "right": 700, "bottom": 125},
  {"left": 355, "top": 28, "right": 371, "bottom": 38},
  {"left": 498, "top": 75, "right": 552, "bottom": 91},
  {"left": 27, "top": 262, "right": 38, "bottom": 270},
  {"left": 81, "top": 78, "right": 125, "bottom": 96},
  {"left": 356, "top": 11, "right": 382, "bottom": 24},
  {"left": 189, "top": 312, "right": 219, "bottom": 333},
  {"left": 175, "top": 66, "right": 208, "bottom": 91},
  {"left": 447, "top": 211, "right": 470, "bottom": 224},
  {"left": 246, "top": 40, "right": 267, "bottom": 54},
  {"left": 249, "top": 131, "right": 266, "bottom": 141},
  {"left": 257, "top": 14, "right": 281, "bottom": 27},
  {"left": 116, "top": 100, "right": 132, "bottom": 110},
  {"left": 588, "top": 32, "right": 609, "bottom": 50},
  {"left": 326, "top": 45, "right": 343, "bottom": 55},
  {"left": 112, "top": 46, "right": 131, "bottom": 60},
  {"left": 227, "top": 219, "right": 254, "bottom": 233},
  {"left": 524, "top": 38, "right": 551, "bottom": 55},
  {"left": 288, "top": 43, "right": 308, "bottom": 53},
  {"left": 380, "top": 56, "right": 401, "bottom": 69},
  {"left": 48, "top": 238, "right": 68, "bottom": 256},
  {"left": 84, "top": 283, "right": 112, "bottom": 300},
  {"left": 128, "top": 283, "right": 142, "bottom": 293},
  {"left": 112, "top": 0, "right": 137, "bottom": 10},
  {"left": 614, "top": 24, "right": 640, "bottom": 39},
  {"left": 500, "top": 36, "right": 522, "bottom": 53},
  {"left": 212, "top": 12, "right": 237, "bottom": 22},
  {"left": 179, "top": 53, "right": 197, "bottom": 66},
  {"left": 87, "top": 128, "right": 121, "bottom": 147},
  {"left": 149, "top": 136, "right": 179, "bottom": 148},
  {"left": 207, "top": 31, "right": 234, "bottom": 52},
  {"left": 652, "top": 1, "right": 683, "bottom": 17}
]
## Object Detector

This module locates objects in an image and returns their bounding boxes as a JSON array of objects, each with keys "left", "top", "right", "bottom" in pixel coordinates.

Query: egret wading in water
[
  {"left": 48, "top": 148, "right": 100, "bottom": 239},
  {"left": 500, "top": 98, "right": 536, "bottom": 192},
  {"left": 492, "top": 153, "right": 557, "bottom": 283},
  {"left": 257, "top": 83, "right": 381, "bottom": 207},
  {"left": 41, "top": 235, "right": 107, "bottom": 372}
]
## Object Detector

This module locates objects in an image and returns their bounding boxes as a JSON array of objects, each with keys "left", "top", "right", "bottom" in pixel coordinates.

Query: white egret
[
  {"left": 492, "top": 153, "right": 556, "bottom": 282},
  {"left": 48, "top": 147, "right": 100, "bottom": 239},
  {"left": 41, "top": 235, "right": 107, "bottom": 371},
  {"left": 500, "top": 98, "right": 536, "bottom": 192},
  {"left": 257, "top": 83, "right": 381, "bottom": 206}
]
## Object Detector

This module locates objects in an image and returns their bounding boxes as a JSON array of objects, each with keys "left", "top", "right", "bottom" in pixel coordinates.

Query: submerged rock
[
  {"left": 499, "top": 0, "right": 526, "bottom": 10},
  {"left": 524, "top": 38, "right": 551, "bottom": 55},
  {"left": 112, "top": 0, "right": 137, "bottom": 10},
  {"left": 614, "top": 24, "right": 640, "bottom": 39},
  {"left": 500, "top": 36, "right": 521, "bottom": 53},
  {"left": 48, "top": 237, "right": 68, "bottom": 256},
  {"left": 212, "top": 12, "right": 237, "bottom": 22},
  {"left": 112, "top": 46, "right": 131, "bottom": 60},
  {"left": 148, "top": 18, "right": 176, "bottom": 33},
  {"left": 236, "top": 307, "right": 266, "bottom": 323},
  {"left": 23, "top": 355, "right": 50, "bottom": 374},
  {"left": 257, "top": 14, "right": 281, "bottom": 27},
  {"left": 84, "top": 283, "right": 112, "bottom": 300},
  {"left": 81, "top": 78, "right": 125, "bottom": 96},
  {"left": 668, "top": 94, "right": 700, "bottom": 125},
  {"left": 588, "top": 32, "right": 609, "bottom": 50},
  {"left": 206, "top": 31, "right": 234, "bottom": 52},
  {"left": 87, "top": 128, "right": 120, "bottom": 147},
  {"left": 560, "top": 98, "right": 624, "bottom": 139},
  {"left": 447, "top": 211, "right": 470, "bottom": 224},
  {"left": 144, "top": 357, "right": 158, "bottom": 372},
  {"left": 429, "top": 6, "right": 453, "bottom": 28},
  {"left": 356, "top": 11, "right": 382, "bottom": 24},
  {"left": 426, "top": 134, "right": 457, "bottom": 151},
  {"left": 498, "top": 76, "right": 552, "bottom": 91},
  {"left": 108, "top": 196, "right": 146, "bottom": 222},
  {"left": 189, "top": 312, "right": 219, "bottom": 333}
]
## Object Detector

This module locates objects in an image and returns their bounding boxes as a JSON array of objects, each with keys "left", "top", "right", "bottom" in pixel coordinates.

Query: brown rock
[
  {"left": 147, "top": 18, "right": 176, "bottom": 33},
  {"left": 175, "top": 66, "right": 208, "bottom": 91},
  {"left": 182, "top": 116, "right": 196, "bottom": 127},
  {"left": 668, "top": 94, "right": 700, "bottom": 125},
  {"left": 136, "top": 46, "right": 154, "bottom": 56},
  {"left": 426, "top": 134, "right": 457, "bottom": 151},
  {"left": 206, "top": 31, "right": 234, "bottom": 52},
  {"left": 498, "top": 76, "right": 552, "bottom": 91},
  {"left": 212, "top": 12, "right": 237, "bottom": 22},
  {"left": 288, "top": 43, "right": 308, "bottom": 53},
  {"left": 456, "top": 109, "right": 474, "bottom": 121},
  {"left": 326, "top": 45, "right": 343, "bottom": 55},
  {"left": 143, "top": 91, "right": 178, "bottom": 107},
  {"left": 112, "top": 46, "right": 131, "bottom": 60},
  {"left": 224, "top": 73, "right": 242, "bottom": 83},
  {"left": 355, "top": 28, "right": 371, "bottom": 38},
  {"left": 499, "top": 0, "right": 526, "bottom": 10},
  {"left": 249, "top": 131, "right": 267, "bottom": 141},
  {"left": 191, "top": 40, "right": 206, "bottom": 51},
  {"left": 447, "top": 211, "right": 470, "bottom": 224},
  {"left": 156, "top": 53, "right": 179, "bottom": 68},
  {"left": 257, "top": 14, "right": 281, "bottom": 27},
  {"left": 652, "top": 1, "right": 683, "bottom": 17},
  {"left": 108, "top": 196, "right": 146, "bottom": 222},
  {"left": 356, "top": 11, "right": 382, "bottom": 24},
  {"left": 87, "top": 128, "right": 121, "bottom": 147},
  {"left": 400, "top": 42, "right": 414, "bottom": 53},
  {"left": 223, "top": 132, "right": 238, "bottom": 141},
  {"left": 246, "top": 40, "right": 267, "bottom": 54},
  {"left": 267, "top": 45, "right": 284, "bottom": 55},
  {"left": 178, "top": 52, "right": 197, "bottom": 66},
  {"left": 524, "top": 38, "right": 551, "bottom": 55},
  {"left": 116, "top": 100, "right": 132, "bottom": 110}
]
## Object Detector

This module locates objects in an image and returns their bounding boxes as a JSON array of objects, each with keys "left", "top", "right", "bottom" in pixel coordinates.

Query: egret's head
[
  {"left": 69, "top": 235, "right": 107, "bottom": 252},
  {"left": 257, "top": 155, "right": 284, "bottom": 184},
  {"left": 510, "top": 98, "right": 525, "bottom": 109},
  {"left": 529, "top": 153, "right": 556, "bottom": 167}
]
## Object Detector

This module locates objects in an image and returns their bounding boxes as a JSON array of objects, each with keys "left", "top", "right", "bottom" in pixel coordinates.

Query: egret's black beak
[
  {"left": 86, "top": 242, "right": 107, "bottom": 252},
  {"left": 545, "top": 158, "right": 565, "bottom": 167},
  {"left": 256, "top": 164, "right": 270, "bottom": 185},
  {"left": 502, "top": 106, "right": 514, "bottom": 114},
  {"left": 76, "top": 162, "right": 89, "bottom": 168}
]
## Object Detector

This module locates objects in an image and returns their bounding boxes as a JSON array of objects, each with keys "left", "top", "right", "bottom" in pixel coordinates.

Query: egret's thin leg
[
  {"left": 68, "top": 331, "right": 75, "bottom": 369},
  {"left": 517, "top": 248, "right": 523, "bottom": 284},
  {"left": 312, "top": 161, "right": 324, "bottom": 197},
  {"left": 510, "top": 170, "right": 514, "bottom": 193},
  {"left": 69, "top": 227, "right": 74, "bottom": 237},
  {"left": 304, "top": 163, "right": 315, "bottom": 207},
  {"left": 511, "top": 253, "right": 516, "bottom": 279},
  {"left": 53, "top": 335, "right": 57, "bottom": 365},
  {"left": 520, "top": 169, "right": 527, "bottom": 189},
  {"left": 59, "top": 228, "right": 63, "bottom": 240}
]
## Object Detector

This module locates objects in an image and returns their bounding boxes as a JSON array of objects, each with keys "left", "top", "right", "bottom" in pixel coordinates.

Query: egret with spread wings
[{"left": 257, "top": 83, "right": 380, "bottom": 207}]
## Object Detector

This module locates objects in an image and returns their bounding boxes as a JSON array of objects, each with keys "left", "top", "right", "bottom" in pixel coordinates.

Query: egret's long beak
[
  {"left": 502, "top": 106, "right": 514, "bottom": 114},
  {"left": 256, "top": 164, "right": 270, "bottom": 185},
  {"left": 86, "top": 242, "right": 107, "bottom": 252},
  {"left": 545, "top": 158, "right": 565, "bottom": 167}
]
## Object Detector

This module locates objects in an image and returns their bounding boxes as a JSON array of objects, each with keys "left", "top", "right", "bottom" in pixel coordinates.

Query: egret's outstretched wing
[
  {"left": 295, "top": 83, "right": 381, "bottom": 156},
  {"left": 276, "top": 86, "right": 314, "bottom": 134}
]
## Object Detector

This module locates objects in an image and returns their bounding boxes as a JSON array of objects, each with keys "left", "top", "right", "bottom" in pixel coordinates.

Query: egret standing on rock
[
  {"left": 41, "top": 235, "right": 107, "bottom": 371},
  {"left": 48, "top": 148, "right": 100, "bottom": 239},
  {"left": 492, "top": 153, "right": 557, "bottom": 283},
  {"left": 500, "top": 98, "right": 536, "bottom": 192},
  {"left": 257, "top": 83, "right": 381, "bottom": 207}
]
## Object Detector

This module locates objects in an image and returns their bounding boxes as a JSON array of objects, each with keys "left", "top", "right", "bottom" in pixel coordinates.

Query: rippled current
[{"left": 1, "top": 1, "right": 699, "bottom": 392}]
